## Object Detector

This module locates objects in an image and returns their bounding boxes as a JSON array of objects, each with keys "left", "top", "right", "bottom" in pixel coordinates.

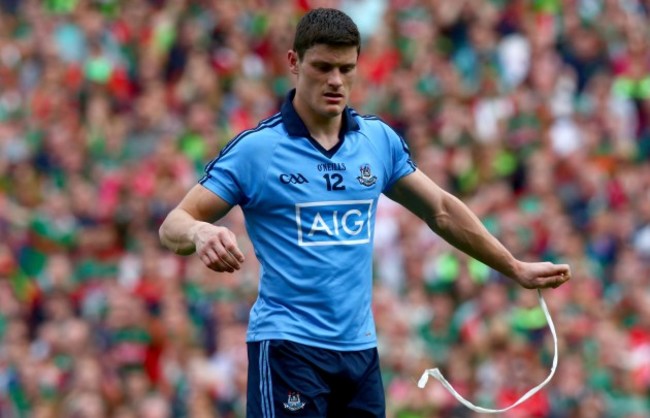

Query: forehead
[{"left": 301, "top": 44, "right": 358, "bottom": 64}]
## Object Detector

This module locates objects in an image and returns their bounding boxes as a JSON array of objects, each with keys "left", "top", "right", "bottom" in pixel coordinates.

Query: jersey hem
[
  {"left": 200, "top": 181, "right": 238, "bottom": 207},
  {"left": 246, "top": 332, "right": 377, "bottom": 352},
  {"left": 385, "top": 165, "right": 416, "bottom": 192}
]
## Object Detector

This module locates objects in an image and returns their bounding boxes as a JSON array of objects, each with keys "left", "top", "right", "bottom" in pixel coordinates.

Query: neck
[{"left": 293, "top": 98, "right": 343, "bottom": 150}]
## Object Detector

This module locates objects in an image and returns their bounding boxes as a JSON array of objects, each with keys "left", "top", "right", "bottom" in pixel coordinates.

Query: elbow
[
  {"left": 158, "top": 219, "right": 172, "bottom": 250},
  {"left": 427, "top": 192, "right": 462, "bottom": 233},
  {"left": 427, "top": 211, "right": 451, "bottom": 234},
  {"left": 158, "top": 213, "right": 196, "bottom": 256},
  {"left": 158, "top": 222, "right": 167, "bottom": 246}
]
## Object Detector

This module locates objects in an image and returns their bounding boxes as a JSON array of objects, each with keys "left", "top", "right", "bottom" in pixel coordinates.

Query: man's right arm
[{"left": 159, "top": 184, "right": 245, "bottom": 272}]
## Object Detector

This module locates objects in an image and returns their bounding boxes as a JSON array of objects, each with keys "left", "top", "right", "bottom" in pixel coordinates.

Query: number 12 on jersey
[{"left": 323, "top": 173, "right": 346, "bottom": 191}]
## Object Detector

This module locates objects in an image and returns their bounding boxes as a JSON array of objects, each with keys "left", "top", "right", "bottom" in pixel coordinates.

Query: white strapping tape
[{"left": 418, "top": 289, "right": 558, "bottom": 414}]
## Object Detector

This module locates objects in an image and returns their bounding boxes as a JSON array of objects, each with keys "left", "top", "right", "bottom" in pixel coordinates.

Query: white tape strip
[{"left": 418, "top": 289, "right": 558, "bottom": 414}]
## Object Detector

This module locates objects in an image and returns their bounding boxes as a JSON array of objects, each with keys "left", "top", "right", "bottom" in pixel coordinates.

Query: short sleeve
[
  {"left": 384, "top": 126, "right": 417, "bottom": 191},
  {"left": 199, "top": 150, "right": 245, "bottom": 206},
  {"left": 199, "top": 135, "right": 265, "bottom": 206}
]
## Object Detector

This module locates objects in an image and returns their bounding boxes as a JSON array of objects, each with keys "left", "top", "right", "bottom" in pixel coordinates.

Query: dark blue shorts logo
[{"left": 284, "top": 391, "right": 306, "bottom": 411}]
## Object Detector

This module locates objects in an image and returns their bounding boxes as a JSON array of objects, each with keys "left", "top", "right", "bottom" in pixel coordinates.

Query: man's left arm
[{"left": 385, "top": 169, "right": 571, "bottom": 289}]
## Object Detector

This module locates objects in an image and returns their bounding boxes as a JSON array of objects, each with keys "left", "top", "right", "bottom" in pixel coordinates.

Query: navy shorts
[{"left": 247, "top": 340, "right": 385, "bottom": 418}]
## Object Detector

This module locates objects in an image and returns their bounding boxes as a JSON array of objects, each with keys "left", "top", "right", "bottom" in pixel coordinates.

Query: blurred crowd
[{"left": 1, "top": 0, "right": 649, "bottom": 417}]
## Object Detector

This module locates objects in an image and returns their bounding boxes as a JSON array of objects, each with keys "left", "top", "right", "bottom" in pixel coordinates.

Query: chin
[
  {"left": 322, "top": 103, "right": 345, "bottom": 115},
  {"left": 321, "top": 109, "right": 344, "bottom": 118}
]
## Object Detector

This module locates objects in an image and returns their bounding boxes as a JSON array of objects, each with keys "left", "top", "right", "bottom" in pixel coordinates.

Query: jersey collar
[{"left": 281, "top": 89, "right": 360, "bottom": 140}]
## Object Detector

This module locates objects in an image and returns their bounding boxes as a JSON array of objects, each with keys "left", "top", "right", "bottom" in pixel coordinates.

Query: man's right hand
[{"left": 190, "top": 222, "right": 246, "bottom": 272}]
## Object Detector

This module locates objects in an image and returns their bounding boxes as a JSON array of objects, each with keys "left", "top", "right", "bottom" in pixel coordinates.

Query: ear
[{"left": 288, "top": 50, "right": 299, "bottom": 75}]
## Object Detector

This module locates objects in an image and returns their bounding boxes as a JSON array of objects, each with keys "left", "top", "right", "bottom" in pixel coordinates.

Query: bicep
[
  {"left": 385, "top": 169, "right": 446, "bottom": 221},
  {"left": 176, "top": 184, "right": 234, "bottom": 223}
]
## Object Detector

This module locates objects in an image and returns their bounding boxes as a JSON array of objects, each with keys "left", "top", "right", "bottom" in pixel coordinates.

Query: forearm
[
  {"left": 159, "top": 208, "right": 208, "bottom": 255},
  {"left": 425, "top": 191, "right": 519, "bottom": 278},
  {"left": 159, "top": 184, "right": 235, "bottom": 256},
  {"left": 389, "top": 171, "right": 569, "bottom": 289}
]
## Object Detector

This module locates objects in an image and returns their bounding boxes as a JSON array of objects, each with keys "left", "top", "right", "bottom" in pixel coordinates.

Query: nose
[{"left": 328, "top": 69, "right": 343, "bottom": 88}]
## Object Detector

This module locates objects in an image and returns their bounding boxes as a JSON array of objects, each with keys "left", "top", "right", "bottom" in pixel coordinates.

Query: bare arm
[
  {"left": 386, "top": 169, "right": 570, "bottom": 289},
  {"left": 159, "top": 184, "right": 245, "bottom": 272}
]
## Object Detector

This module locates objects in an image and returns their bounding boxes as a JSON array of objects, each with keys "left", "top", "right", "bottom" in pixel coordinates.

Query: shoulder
[
  {"left": 217, "top": 112, "right": 285, "bottom": 159},
  {"left": 348, "top": 109, "right": 413, "bottom": 163},
  {"left": 348, "top": 109, "right": 408, "bottom": 154},
  {"left": 348, "top": 109, "right": 400, "bottom": 138}
]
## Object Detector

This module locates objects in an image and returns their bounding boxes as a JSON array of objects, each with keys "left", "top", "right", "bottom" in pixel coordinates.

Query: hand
[
  {"left": 512, "top": 261, "right": 571, "bottom": 290},
  {"left": 190, "top": 222, "right": 245, "bottom": 273}
]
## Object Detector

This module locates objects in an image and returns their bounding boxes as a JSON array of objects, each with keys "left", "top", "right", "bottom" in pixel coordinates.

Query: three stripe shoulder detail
[{"left": 204, "top": 113, "right": 282, "bottom": 173}]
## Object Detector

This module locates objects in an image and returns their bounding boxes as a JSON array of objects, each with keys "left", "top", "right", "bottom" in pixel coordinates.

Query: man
[{"left": 159, "top": 8, "right": 571, "bottom": 418}]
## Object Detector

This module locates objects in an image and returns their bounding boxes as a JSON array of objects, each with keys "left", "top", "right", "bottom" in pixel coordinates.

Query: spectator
[{"left": 0, "top": 0, "right": 648, "bottom": 417}]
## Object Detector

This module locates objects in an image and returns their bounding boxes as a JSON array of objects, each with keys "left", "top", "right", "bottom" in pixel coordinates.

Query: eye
[
  {"left": 340, "top": 65, "right": 356, "bottom": 74},
  {"left": 314, "top": 63, "right": 333, "bottom": 72}
]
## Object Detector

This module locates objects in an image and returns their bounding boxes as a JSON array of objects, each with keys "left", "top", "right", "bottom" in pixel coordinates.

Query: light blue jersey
[{"left": 200, "top": 90, "right": 416, "bottom": 350}]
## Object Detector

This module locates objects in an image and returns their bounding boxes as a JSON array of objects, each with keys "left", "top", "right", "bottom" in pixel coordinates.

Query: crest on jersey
[
  {"left": 357, "top": 164, "right": 377, "bottom": 187},
  {"left": 283, "top": 392, "right": 306, "bottom": 411}
]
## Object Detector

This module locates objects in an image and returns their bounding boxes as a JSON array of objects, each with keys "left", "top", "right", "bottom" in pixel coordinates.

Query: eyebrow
[{"left": 310, "top": 60, "right": 357, "bottom": 68}]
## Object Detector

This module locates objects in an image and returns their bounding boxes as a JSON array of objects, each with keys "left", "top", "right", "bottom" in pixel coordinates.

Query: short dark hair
[{"left": 292, "top": 8, "right": 361, "bottom": 59}]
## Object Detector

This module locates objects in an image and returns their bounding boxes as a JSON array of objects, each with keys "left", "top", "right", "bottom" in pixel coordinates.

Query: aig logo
[
  {"left": 295, "top": 200, "right": 373, "bottom": 246},
  {"left": 280, "top": 173, "right": 309, "bottom": 185}
]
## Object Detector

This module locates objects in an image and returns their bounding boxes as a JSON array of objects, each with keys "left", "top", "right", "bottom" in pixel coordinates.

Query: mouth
[{"left": 323, "top": 92, "right": 344, "bottom": 103}]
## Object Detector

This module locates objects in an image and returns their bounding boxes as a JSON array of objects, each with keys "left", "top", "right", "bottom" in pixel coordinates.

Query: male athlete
[{"left": 159, "top": 8, "right": 571, "bottom": 418}]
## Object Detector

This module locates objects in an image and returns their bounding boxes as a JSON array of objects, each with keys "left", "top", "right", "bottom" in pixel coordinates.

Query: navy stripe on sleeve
[
  {"left": 203, "top": 113, "right": 282, "bottom": 174},
  {"left": 351, "top": 111, "right": 417, "bottom": 170}
]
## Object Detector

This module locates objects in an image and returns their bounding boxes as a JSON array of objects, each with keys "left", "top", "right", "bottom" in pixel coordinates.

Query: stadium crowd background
[{"left": 1, "top": 0, "right": 650, "bottom": 417}]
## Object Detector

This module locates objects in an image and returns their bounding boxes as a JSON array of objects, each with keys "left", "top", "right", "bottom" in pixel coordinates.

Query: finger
[
  {"left": 215, "top": 235, "right": 242, "bottom": 270},
  {"left": 227, "top": 231, "right": 246, "bottom": 263},
  {"left": 214, "top": 245, "right": 240, "bottom": 271},
  {"left": 217, "top": 234, "right": 245, "bottom": 269},
  {"left": 541, "top": 273, "right": 570, "bottom": 289},
  {"left": 549, "top": 263, "right": 571, "bottom": 276},
  {"left": 199, "top": 252, "right": 229, "bottom": 272},
  {"left": 536, "top": 266, "right": 571, "bottom": 283},
  {"left": 201, "top": 248, "right": 235, "bottom": 273},
  {"left": 206, "top": 258, "right": 233, "bottom": 273}
]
